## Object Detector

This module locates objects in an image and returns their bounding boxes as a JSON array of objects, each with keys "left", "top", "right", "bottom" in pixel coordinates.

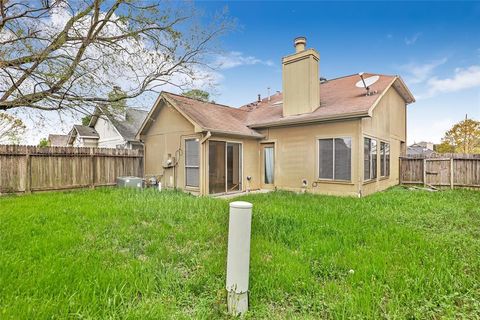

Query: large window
[
  {"left": 319, "top": 138, "right": 352, "bottom": 181},
  {"left": 364, "top": 137, "right": 377, "bottom": 180},
  {"left": 185, "top": 139, "right": 199, "bottom": 187},
  {"left": 380, "top": 141, "right": 390, "bottom": 177}
]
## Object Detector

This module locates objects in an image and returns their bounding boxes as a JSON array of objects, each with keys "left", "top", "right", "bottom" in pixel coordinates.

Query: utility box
[{"left": 116, "top": 176, "right": 144, "bottom": 189}]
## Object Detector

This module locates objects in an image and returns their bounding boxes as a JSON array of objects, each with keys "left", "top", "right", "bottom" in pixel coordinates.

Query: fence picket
[{"left": 0, "top": 145, "right": 143, "bottom": 193}]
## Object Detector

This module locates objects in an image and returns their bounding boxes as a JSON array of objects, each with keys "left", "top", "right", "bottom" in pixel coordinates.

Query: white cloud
[
  {"left": 401, "top": 58, "right": 448, "bottom": 84},
  {"left": 213, "top": 51, "right": 274, "bottom": 70},
  {"left": 404, "top": 32, "right": 422, "bottom": 45},
  {"left": 418, "top": 65, "right": 480, "bottom": 99}
]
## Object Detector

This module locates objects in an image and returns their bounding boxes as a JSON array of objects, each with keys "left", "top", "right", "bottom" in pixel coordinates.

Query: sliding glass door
[{"left": 209, "top": 141, "right": 242, "bottom": 194}]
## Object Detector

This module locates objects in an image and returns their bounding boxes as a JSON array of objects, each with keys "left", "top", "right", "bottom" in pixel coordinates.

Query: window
[
  {"left": 185, "top": 139, "right": 199, "bottom": 187},
  {"left": 364, "top": 137, "right": 377, "bottom": 180},
  {"left": 319, "top": 138, "right": 352, "bottom": 181},
  {"left": 380, "top": 141, "right": 390, "bottom": 177}
]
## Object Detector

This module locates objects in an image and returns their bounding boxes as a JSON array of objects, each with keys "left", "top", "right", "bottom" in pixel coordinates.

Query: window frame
[
  {"left": 364, "top": 136, "right": 378, "bottom": 181},
  {"left": 184, "top": 138, "right": 200, "bottom": 188},
  {"left": 317, "top": 137, "right": 352, "bottom": 182},
  {"left": 380, "top": 140, "right": 390, "bottom": 178}
]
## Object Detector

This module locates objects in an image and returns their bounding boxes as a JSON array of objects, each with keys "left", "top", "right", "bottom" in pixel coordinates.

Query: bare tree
[{"left": 0, "top": 0, "right": 231, "bottom": 116}]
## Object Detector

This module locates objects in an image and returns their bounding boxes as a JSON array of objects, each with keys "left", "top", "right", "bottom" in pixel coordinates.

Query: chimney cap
[
  {"left": 293, "top": 36, "right": 307, "bottom": 53},
  {"left": 294, "top": 36, "right": 307, "bottom": 46}
]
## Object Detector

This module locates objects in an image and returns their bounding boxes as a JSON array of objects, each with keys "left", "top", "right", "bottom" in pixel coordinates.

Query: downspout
[{"left": 200, "top": 131, "right": 212, "bottom": 194}]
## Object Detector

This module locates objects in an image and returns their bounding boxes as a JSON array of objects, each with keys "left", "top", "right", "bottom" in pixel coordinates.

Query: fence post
[
  {"left": 423, "top": 159, "right": 427, "bottom": 187},
  {"left": 90, "top": 148, "right": 96, "bottom": 189},
  {"left": 226, "top": 201, "right": 253, "bottom": 316},
  {"left": 25, "top": 147, "right": 31, "bottom": 193},
  {"left": 450, "top": 158, "right": 454, "bottom": 189}
]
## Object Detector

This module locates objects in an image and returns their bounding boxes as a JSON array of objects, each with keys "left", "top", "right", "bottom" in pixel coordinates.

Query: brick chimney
[{"left": 282, "top": 37, "right": 320, "bottom": 116}]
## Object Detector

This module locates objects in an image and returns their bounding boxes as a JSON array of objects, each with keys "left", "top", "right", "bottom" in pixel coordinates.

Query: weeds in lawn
[{"left": 0, "top": 187, "right": 479, "bottom": 319}]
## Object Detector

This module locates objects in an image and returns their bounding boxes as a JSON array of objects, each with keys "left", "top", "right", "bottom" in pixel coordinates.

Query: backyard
[{"left": 1, "top": 187, "right": 479, "bottom": 319}]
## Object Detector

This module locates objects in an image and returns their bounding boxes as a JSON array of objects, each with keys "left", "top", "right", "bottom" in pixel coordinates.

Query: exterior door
[
  {"left": 209, "top": 141, "right": 226, "bottom": 194},
  {"left": 262, "top": 143, "right": 275, "bottom": 189},
  {"left": 209, "top": 141, "right": 243, "bottom": 194}
]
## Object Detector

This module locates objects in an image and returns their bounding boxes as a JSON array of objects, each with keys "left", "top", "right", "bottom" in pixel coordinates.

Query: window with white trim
[
  {"left": 318, "top": 138, "right": 352, "bottom": 181},
  {"left": 364, "top": 137, "right": 377, "bottom": 180},
  {"left": 380, "top": 141, "right": 390, "bottom": 177},
  {"left": 185, "top": 139, "right": 199, "bottom": 187}
]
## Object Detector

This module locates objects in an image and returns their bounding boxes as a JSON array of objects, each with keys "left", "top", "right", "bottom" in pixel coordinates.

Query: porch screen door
[
  {"left": 209, "top": 141, "right": 242, "bottom": 194},
  {"left": 263, "top": 144, "right": 274, "bottom": 186},
  {"left": 209, "top": 141, "right": 225, "bottom": 194}
]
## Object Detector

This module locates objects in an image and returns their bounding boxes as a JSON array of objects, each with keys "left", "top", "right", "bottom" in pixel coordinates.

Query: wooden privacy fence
[
  {"left": 0, "top": 145, "right": 143, "bottom": 193},
  {"left": 400, "top": 154, "right": 480, "bottom": 188}
]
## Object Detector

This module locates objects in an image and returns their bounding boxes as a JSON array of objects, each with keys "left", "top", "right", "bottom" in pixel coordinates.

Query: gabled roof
[
  {"left": 72, "top": 125, "right": 99, "bottom": 138},
  {"left": 90, "top": 107, "right": 148, "bottom": 141},
  {"left": 241, "top": 74, "right": 414, "bottom": 128},
  {"left": 138, "top": 73, "right": 415, "bottom": 139},
  {"left": 67, "top": 125, "right": 99, "bottom": 145},
  {"left": 163, "top": 93, "right": 264, "bottom": 138}
]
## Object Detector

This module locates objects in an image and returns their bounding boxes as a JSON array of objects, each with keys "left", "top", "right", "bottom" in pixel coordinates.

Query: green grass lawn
[{"left": 1, "top": 187, "right": 479, "bottom": 319}]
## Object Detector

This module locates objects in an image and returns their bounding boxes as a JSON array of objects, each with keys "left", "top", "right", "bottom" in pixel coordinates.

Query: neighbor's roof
[
  {"left": 90, "top": 107, "right": 148, "bottom": 141},
  {"left": 47, "top": 134, "right": 68, "bottom": 146},
  {"left": 407, "top": 145, "right": 435, "bottom": 156},
  {"left": 72, "top": 125, "right": 99, "bottom": 138},
  {"left": 138, "top": 73, "right": 414, "bottom": 139}
]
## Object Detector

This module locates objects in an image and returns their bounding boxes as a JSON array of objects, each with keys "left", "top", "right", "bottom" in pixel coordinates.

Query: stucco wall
[
  {"left": 140, "top": 100, "right": 199, "bottom": 192},
  {"left": 255, "top": 119, "right": 361, "bottom": 196},
  {"left": 361, "top": 87, "right": 407, "bottom": 195}
]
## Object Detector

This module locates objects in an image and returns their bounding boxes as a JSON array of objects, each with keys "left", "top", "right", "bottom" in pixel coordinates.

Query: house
[
  {"left": 67, "top": 125, "right": 99, "bottom": 147},
  {"left": 137, "top": 37, "right": 415, "bottom": 196},
  {"left": 88, "top": 107, "right": 147, "bottom": 149},
  {"left": 407, "top": 142, "right": 435, "bottom": 156},
  {"left": 67, "top": 107, "right": 147, "bottom": 149},
  {"left": 47, "top": 134, "right": 68, "bottom": 146}
]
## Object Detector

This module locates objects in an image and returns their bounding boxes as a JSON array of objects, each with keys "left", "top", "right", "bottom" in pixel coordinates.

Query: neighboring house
[
  {"left": 67, "top": 125, "right": 99, "bottom": 147},
  {"left": 137, "top": 37, "right": 415, "bottom": 196},
  {"left": 88, "top": 107, "right": 147, "bottom": 149},
  {"left": 66, "top": 107, "right": 147, "bottom": 149},
  {"left": 47, "top": 134, "right": 68, "bottom": 146},
  {"left": 408, "top": 142, "right": 435, "bottom": 156}
]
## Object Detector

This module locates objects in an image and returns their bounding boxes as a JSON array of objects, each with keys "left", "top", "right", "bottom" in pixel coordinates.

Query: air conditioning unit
[{"left": 116, "top": 176, "right": 144, "bottom": 188}]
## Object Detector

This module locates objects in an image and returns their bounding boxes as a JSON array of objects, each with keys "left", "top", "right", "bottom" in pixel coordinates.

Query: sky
[
  {"left": 197, "top": 1, "right": 480, "bottom": 144},
  {"left": 11, "top": 1, "right": 480, "bottom": 145}
]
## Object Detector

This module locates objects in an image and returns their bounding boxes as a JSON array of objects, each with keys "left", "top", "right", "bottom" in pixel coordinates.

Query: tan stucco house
[{"left": 137, "top": 37, "right": 415, "bottom": 196}]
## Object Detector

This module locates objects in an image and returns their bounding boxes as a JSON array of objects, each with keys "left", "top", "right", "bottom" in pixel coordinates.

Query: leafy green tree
[
  {"left": 38, "top": 138, "right": 49, "bottom": 147},
  {"left": 438, "top": 118, "right": 480, "bottom": 154},
  {"left": 183, "top": 89, "right": 210, "bottom": 102},
  {"left": 107, "top": 86, "right": 127, "bottom": 114},
  {"left": 82, "top": 115, "right": 92, "bottom": 126},
  {"left": 435, "top": 141, "right": 455, "bottom": 153}
]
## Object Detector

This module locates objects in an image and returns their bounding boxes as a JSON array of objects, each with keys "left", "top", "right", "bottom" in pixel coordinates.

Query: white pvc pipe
[{"left": 226, "top": 201, "right": 253, "bottom": 316}]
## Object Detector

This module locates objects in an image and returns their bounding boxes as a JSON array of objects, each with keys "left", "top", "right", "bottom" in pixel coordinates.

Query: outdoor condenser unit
[{"left": 116, "top": 176, "right": 144, "bottom": 189}]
